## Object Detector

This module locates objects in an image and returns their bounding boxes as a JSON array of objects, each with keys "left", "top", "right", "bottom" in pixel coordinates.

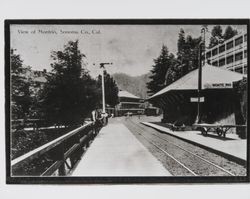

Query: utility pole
[
  {"left": 99, "top": 63, "right": 113, "bottom": 114},
  {"left": 196, "top": 26, "right": 223, "bottom": 123},
  {"left": 197, "top": 41, "right": 203, "bottom": 123},
  {"left": 197, "top": 26, "right": 207, "bottom": 123},
  {"left": 202, "top": 25, "right": 208, "bottom": 65}
]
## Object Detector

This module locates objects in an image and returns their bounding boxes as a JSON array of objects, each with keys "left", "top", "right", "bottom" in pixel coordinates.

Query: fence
[{"left": 11, "top": 120, "right": 104, "bottom": 176}]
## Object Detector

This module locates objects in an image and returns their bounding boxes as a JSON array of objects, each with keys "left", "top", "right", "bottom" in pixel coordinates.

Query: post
[
  {"left": 197, "top": 27, "right": 206, "bottom": 123},
  {"left": 98, "top": 62, "right": 112, "bottom": 115},
  {"left": 57, "top": 143, "right": 66, "bottom": 176},
  {"left": 201, "top": 25, "right": 208, "bottom": 65},
  {"left": 197, "top": 42, "right": 203, "bottom": 123},
  {"left": 101, "top": 67, "right": 106, "bottom": 114}
]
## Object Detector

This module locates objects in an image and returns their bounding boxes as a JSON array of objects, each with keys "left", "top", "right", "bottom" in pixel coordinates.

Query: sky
[{"left": 10, "top": 24, "right": 246, "bottom": 78}]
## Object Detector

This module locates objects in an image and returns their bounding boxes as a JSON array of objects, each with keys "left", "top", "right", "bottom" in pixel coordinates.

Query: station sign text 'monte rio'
[{"left": 204, "top": 83, "right": 233, "bottom": 89}]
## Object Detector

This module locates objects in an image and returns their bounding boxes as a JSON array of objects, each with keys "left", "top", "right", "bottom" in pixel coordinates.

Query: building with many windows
[
  {"left": 115, "top": 90, "right": 145, "bottom": 116},
  {"left": 204, "top": 32, "right": 247, "bottom": 74}
]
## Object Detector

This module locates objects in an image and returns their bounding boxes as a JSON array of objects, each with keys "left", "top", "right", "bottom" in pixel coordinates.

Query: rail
[{"left": 11, "top": 119, "right": 105, "bottom": 176}]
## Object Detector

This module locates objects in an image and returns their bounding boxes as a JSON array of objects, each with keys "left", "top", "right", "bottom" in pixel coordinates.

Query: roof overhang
[{"left": 147, "top": 63, "right": 245, "bottom": 100}]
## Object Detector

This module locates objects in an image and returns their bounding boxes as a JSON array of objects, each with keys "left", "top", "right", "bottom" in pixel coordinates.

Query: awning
[
  {"left": 148, "top": 63, "right": 245, "bottom": 100},
  {"left": 118, "top": 90, "right": 140, "bottom": 99}
]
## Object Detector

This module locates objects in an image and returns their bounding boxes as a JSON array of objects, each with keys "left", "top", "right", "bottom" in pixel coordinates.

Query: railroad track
[{"left": 124, "top": 118, "right": 237, "bottom": 176}]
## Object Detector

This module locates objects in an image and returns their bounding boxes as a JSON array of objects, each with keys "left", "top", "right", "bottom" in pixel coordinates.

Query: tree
[
  {"left": 209, "top": 25, "right": 223, "bottom": 48},
  {"left": 223, "top": 26, "right": 238, "bottom": 40},
  {"left": 97, "top": 70, "right": 119, "bottom": 108},
  {"left": 10, "top": 49, "right": 32, "bottom": 120},
  {"left": 41, "top": 40, "right": 100, "bottom": 126},
  {"left": 177, "top": 28, "right": 186, "bottom": 60},
  {"left": 208, "top": 25, "right": 238, "bottom": 48},
  {"left": 147, "top": 45, "right": 175, "bottom": 95},
  {"left": 176, "top": 29, "right": 201, "bottom": 77},
  {"left": 165, "top": 60, "right": 182, "bottom": 86}
]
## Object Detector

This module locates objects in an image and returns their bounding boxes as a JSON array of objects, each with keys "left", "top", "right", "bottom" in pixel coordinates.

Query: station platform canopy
[
  {"left": 118, "top": 90, "right": 140, "bottom": 99},
  {"left": 148, "top": 63, "right": 245, "bottom": 100}
]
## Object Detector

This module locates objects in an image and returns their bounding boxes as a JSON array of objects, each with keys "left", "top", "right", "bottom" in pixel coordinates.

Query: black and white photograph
[{"left": 5, "top": 20, "right": 249, "bottom": 184}]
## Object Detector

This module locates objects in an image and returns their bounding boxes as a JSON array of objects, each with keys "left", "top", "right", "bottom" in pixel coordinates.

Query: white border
[{"left": 1, "top": 0, "right": 250, "bottom": 199}]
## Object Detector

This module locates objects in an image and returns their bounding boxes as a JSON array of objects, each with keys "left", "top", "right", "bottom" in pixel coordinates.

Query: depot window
[
  {"left": 226, "top": 55, "right": 234, "bottom": 64},
  {"left": 244, "top": 65, "right": 247, "bottom": 74},
  {"left": 235, "top": 36, "right": 243, "bottom": 46},
  {"left": 235, "top": 51, "right": 243, "bottom": 61},
  {"left": 219, "top": 45, "right": 225, "bottom": 53},
  {"left": 226, "top": 41, "right": 234, "bottom": 50},
  {"left": 244, "top": 50, "right": 247, "bottom": 58},
  {"left": 206, "top": 51, "right": 211, "bottom": 58},
  {"left": 219, "top": 58, "right": 225, "bottom": 66},
  {"left": 235, "top": 67, "right": 243, "bottom": 74},
  {"left": 212, "top": 61, "right": 218, "bottom": 66},
  {"left": 244, "top": 34, "right": 247, "bottom": 42},
  {"left": 212, "top": 48, "right": 218, "bottom": 56}
]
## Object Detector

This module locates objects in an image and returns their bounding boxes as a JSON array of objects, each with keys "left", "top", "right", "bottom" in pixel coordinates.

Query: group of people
[
  {"left": 91, "top": 108, "right": 104, "bottom": 127},
  {"left": 91, "top": 108, "right": 113, "bottom": 127}
]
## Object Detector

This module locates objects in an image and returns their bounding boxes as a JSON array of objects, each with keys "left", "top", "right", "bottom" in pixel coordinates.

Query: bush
[{"left": 11, "top": 130, "right": 49, "bottom": 160}]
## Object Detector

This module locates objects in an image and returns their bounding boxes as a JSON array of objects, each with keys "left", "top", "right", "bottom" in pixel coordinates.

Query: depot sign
[
  {"left": 190, "top": 97, "right": 205, "bottom": 102},
  {"left": 204, "top": 83, "right": 233, "bottom": 89}
]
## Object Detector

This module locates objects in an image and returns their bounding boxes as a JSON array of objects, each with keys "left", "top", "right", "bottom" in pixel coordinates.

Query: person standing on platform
[
  {"left": 104, "top": 112, "right": 109, "bottom": 124},
  {"left": 92, "top": 108, "right": 102, "bottom": 134},
  {"left": 91, "top": 108, "right": 97, "bottom": 122}
]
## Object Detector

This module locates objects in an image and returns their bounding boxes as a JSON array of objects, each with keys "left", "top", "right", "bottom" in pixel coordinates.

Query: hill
[{"left": 112, "top": 73, "right": 151, "bottom": 99}]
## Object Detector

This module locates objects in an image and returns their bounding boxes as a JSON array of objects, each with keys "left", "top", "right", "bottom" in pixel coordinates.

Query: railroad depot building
[
  {"left": 148, "top": 63, "right": 246, "bottom": 136},
  {"left": 115, "top": 90, "right": 145, "bottom": 116},
  {"left": 205, "top": 31, "right": 247, "bottom": 74}
]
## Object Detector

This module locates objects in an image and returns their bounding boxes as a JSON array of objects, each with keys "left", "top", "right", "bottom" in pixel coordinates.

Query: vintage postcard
[{"left": 5, "top": 19, "right": 249, "bottom": 184}]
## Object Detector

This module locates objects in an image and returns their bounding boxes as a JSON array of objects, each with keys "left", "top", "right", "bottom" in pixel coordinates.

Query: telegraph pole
[
  {"left": 197, "top": 41, "right": 203, "bottom": 123},
  {"left": 101, "top": 67, "right": 105, "bottom": 113},
  {"left": 99, "top": 63, "right": 113, "bottom": 114},
  {"left": 197, "top": 26, "right": 207, "bottom": 123}
]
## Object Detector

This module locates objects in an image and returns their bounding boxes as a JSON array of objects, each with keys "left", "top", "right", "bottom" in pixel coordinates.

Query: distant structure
[
  {"left": 20, "top": 69, "right": 48, "bottom": 119},
  {"left": 144, "top": 106, "right": 160, "bottom": 116},
  {"left": 29, "top": 69, "right": 47, "bottom": 95},
  {"left": 115, "top": 90, "right": 145, "bottom": 116},
  {"left": 204, "top": 32, "right": 247, "bottom": 74}
]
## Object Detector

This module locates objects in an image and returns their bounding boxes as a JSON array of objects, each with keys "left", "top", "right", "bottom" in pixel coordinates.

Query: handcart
[{"left": 193, "top": 123, "right": 246, "bottom": 138}]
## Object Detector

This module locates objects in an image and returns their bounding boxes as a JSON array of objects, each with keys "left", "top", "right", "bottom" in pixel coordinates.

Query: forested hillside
[{"left": 112, "top": 73, "right": 150, "bottom": 99}]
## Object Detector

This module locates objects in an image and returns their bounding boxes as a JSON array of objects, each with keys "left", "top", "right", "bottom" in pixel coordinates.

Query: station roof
[
  {"left": 118, "top": 90, "right": 140, "bottom": 99},
  {"left": 33, "top": 76, "right": 47, "bottom": 83},
  {"left": 148, "top": 63, "right": 245, "bottom": 100}
]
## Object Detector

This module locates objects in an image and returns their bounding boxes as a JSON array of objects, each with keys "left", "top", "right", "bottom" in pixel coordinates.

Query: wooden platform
[{"left": 71, "top": 120, "right": 171, "bottom": 176}]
